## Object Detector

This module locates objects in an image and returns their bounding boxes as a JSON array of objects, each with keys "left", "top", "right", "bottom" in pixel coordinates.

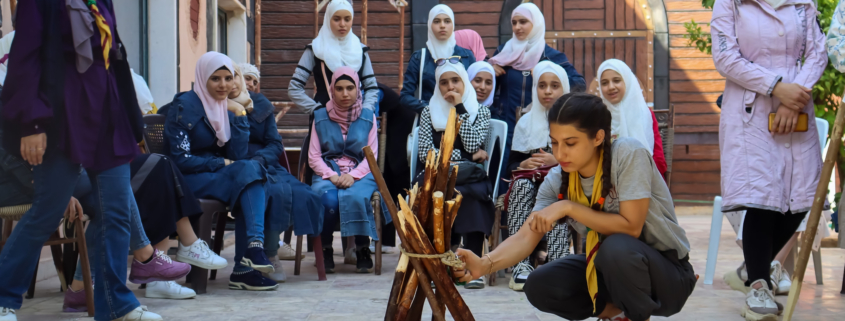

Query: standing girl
[
  {"left": 503, "top": 61, "right": 570, "bottom": 291},
  {"left": 596, "top": 59, "right": 667, "bottom": 176},
  {"left": 711, "top": 0, "right": 826, "bottom": 319},
  {"left": 417, "top": 63, "right": 492, "bottom": 289},
  {"left": 488, "top": 2, "right": 585, "bottom": 193},
  {"left": 400, "top": 4, "right": 476, "bottom": 115},
  {"left": 289, "top": 0, "right": 378, "bottom": 115},
  {"left": 457, "top": 93, "right": 694, "bottom": 321}
]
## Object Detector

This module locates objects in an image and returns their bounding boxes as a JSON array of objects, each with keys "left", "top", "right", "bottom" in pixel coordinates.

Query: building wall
[
  {"left": 179, "top": 0, "right": 209, "bottom": 92},
  {"left": 0, "top": 0, "right": 12, "bottom": 36}
]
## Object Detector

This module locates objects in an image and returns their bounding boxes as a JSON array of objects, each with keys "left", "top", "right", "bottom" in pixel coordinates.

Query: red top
[{"left": 650, "top": 110, "right": 667, "bottom": 179}]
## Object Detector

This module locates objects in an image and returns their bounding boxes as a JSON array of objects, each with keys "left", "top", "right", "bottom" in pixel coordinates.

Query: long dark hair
[{"left": 547, "top": 93, "right": 613, "bottom": 210}]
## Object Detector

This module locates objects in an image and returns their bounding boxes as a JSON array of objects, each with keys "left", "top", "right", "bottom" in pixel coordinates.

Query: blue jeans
[
  {"left": 74, "top": 197, "right": 150, "bottom": 282},
  {"left": 0, "top": 148, "right": 140, "bottom": 320},
  {"left": 233, "top": 182, "right": 266, "bottom": 273}
]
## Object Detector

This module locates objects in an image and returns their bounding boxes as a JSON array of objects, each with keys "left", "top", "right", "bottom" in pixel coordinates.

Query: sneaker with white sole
[
  {"left": 724, "top": 262, "right": 750, "bottom": 294},
  {"left": 0, "top": 307, "right": 16, "bottom": 321},
  {"left": 741, "top": 279, "right": 779, "bottom": 321},
  {"left": 277, "top": 243, "right": 303, "bottom": 261},
  {"left": 509, "top": 262, "right": 533, "bottom": 292},
  {"left": 344, "top": 247, "right": 357, "bottom": 265},
  {"left": 770, "top": 260, "right": 791, "bottom": 296},
  {"left": 112, "top": 306, "right": 162, "bottom": 321},
  {"left": 145, "top": 281, "right": 197, "bottom": 299},
  {"left": 176, "top": 240, "right": 228, "bottom": 270},
  {"left": 465, "top": 276, "right": 485, "bottom": 289},
  {"left": 262, "top": 257, "right": 287, "bottom": 282}
]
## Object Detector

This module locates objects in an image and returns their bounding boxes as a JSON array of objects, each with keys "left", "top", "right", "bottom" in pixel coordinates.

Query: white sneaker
[
  {"left": 368, "top": 240, "right": 395, "bottom": 254},
  {"left": 724, "top": 262, "right": 750, "bottom": 294},
  {"left": 508, "top": 262, "right": 533, "bottom": 292},
  {"left": 112, "top": 306, "right": 163, "bottom": 321},
  {"left": 741, "top": 280, "right": 779, "bottom": 321},
  {"left": 176, "top": 240, "right": 228, "bottom": 270},
  {"left": 262, "top": 257, "right": 287, "bottom": 282},
  {"left": 0, "top": 307, "right": 16, "bottom": 321},
  {"left": 277, "top": 243, "right": 303, "bottom": 261},
  {"left": 344, "top": 247, "right": 357, "bottom": 265},
  {"left": 770, "top": 261, "right": 791, "bottom": 295},
  {"left": 145, "top": 281, "right": 197, "bottom": 299}
]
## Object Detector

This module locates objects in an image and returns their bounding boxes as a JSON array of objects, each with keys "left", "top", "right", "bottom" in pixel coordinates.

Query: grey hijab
[{"left": 66, "top": 0, "right": 95, "bottom": 73}]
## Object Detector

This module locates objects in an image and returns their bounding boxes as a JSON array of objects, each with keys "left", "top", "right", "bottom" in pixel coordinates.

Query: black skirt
[{"left": 130, "top": 154, "right": 203, "bottom": 245}]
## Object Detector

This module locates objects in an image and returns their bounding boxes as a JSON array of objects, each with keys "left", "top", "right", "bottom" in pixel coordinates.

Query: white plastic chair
[
  {"left": 703, "top": 117, "right": 830, "bottom": 285},
  {"left": 484, "top": 120, "right": 508, "bottom": 197}
]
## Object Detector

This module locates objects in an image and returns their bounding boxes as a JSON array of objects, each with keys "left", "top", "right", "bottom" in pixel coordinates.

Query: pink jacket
[
  {"left": 308, "top": 114, "right": 379, "bottom": 180},
  {"left": 711, "top": 0, "right": 826, "bottom": 213}
]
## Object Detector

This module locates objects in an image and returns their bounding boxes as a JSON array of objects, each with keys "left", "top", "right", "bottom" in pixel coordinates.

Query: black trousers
[
  {"left": 742, "top": 208, "right": 806, "bottom": 287},
  {"left": 524, "top": 234, "right": 696, "bottom": 321}
]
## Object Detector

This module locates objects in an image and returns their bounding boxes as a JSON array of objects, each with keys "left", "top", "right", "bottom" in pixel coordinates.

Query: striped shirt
[{"left": 288, "top": 45, "right": 379, "bottom": 114}]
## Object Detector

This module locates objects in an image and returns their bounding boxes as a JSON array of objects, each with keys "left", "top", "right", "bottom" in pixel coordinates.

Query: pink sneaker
[
  {"left": 128, "top": 249, "right": 191, "bottom": 284},
  {"left": 62, "top": 287, "right": 88, "bottom": 312}
]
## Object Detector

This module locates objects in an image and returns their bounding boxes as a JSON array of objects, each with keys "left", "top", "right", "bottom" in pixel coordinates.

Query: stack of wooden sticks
[{"left": 363, "top": 108, "right": 475, "bottom": 321}]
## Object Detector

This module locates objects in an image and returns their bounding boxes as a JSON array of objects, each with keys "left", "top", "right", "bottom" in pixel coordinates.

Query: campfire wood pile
[{"left": 363, "top": 108, "right": 475, "bottom": 321}]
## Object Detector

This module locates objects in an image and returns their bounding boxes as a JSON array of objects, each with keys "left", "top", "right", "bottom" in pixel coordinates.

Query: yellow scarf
[
  {"left": 566, "top": 149, "right": 605, "bottom": 313},
  {"left": 88, "top": 1, "right": 113, "bottom": 70}
]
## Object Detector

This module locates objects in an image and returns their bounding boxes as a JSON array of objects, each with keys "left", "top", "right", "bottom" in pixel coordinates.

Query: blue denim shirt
[{"left": 399, "top": 45, "right": 476, "bottom": 114}]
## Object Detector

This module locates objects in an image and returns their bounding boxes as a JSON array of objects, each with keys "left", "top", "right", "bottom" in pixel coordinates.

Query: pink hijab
[
  {"left": 488, "top": 3, "right": 546, "bottom": 71},
  {"left": 194, "top": 52, "right": 234, "bottom": 147},
  {"left": 455, "top": 29, "right": 487, "bottom": 61},
  {"left": 326, "top": 66, "right": 363, "bottom": 134}
]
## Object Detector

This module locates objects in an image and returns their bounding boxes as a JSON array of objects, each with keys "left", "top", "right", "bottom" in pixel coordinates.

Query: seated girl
[
  {"left": 308, "top": 66, "right": 386, "bottom": 274},
  {"left": 466, "top": 61, "right": 497, "bottom": 162},
  {"left": 229, "top": 64, "right": 323, "bottom": 282},
  {"left": 164, "top": 52, "right": 278, "bottom": 291},
  {"left": 457, "top": 93, "right": 694, "bottom": 321},
  {"left": 597, "top": 59, "right": 667, "bottom": 176},
  {"left": 417, "top": 62, "right": 492, "bottom": 289},
  {"left": 503, "top": 61, "right": 570, "bottom": 291}
]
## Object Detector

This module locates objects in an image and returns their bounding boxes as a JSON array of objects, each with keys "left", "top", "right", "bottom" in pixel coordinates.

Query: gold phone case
[{"left": 768, "top": 112, "right": 808, "bottom": 132}]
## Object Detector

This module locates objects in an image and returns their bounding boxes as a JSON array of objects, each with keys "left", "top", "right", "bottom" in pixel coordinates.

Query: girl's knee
[{"left": 321, "top": 190, "right": 340, "bottom": 213}]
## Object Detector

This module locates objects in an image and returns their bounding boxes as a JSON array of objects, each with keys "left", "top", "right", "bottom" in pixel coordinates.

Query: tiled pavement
[{"left": 12, "top": 212, "right": 845, "bottom": 320}]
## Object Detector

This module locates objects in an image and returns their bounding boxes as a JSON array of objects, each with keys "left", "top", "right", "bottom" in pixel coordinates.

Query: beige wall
[
  {"left": 178, "top": 0, "right": 208, "bottom": 92},
  {"left": 1, "top": 0, "right": 13, "bottom": 36}
]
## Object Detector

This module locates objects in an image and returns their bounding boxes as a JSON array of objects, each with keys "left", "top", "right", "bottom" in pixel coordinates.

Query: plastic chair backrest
[
  {"left": 409, "top": 126, "right": 420, "bottom": 183},
  {"left": 816, "top": 117, "right": 828, "bottom": 155},
  {"left": 142, "top": 114, "right": 167, "bottom": 155},
  {"left": 485, "top": 120, "right": 508, "bottom": 197}
]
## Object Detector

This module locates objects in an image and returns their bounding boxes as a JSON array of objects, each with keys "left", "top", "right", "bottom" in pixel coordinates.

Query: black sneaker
[
  {"left": 356, "top": 247, "right": 374, "bottom": 273},
  {"left": 229, "top": 270, "right": 278, "bottom": 291},
  {"left": 323, "top": 248, "right": 335, "bottom": 274},
  {"left": 240, "top": 246, "right": 274, "bottom": 274}
]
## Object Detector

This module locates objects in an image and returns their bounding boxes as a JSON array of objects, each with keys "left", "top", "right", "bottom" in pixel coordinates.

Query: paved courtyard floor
[{"left": 12, "top": 211, "right": 845, "bottom": 320}]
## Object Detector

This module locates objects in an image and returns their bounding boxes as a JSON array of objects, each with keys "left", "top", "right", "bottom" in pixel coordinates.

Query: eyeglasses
[{"left": 435, "top": 56, "right": 462, "bottom": 67}]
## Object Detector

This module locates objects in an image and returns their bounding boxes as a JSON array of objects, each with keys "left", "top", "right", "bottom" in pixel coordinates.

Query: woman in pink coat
[{"left": 711, "top": 0, "right": 826, "bottom": 320}]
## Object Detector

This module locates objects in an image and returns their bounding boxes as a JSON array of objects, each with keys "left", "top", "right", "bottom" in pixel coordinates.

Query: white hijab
[
  {"left": 597, "top": 59, "right": 655, "bottom": 155},
  {"left": 426, "top": 5, "right": 457, "bottom": 61},
  {"left": 512, "top": 61, "right": 569, "bottom": 153},
  {"left": 429, "top": 63, "right": 479, "bottom": 131},
  {"left": 467, "top": 61, "right": 496, "bottom": 107},
  {"left": 487, "top": 3, "right": 546, "bottom": 71},
  {"left": 311, "top": 0, "right": 363, "bottom": 72}
]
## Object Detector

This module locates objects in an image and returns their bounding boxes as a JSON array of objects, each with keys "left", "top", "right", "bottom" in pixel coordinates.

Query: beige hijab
[{"left": 229, "top": 63, "right": 254, "bottom": 113}]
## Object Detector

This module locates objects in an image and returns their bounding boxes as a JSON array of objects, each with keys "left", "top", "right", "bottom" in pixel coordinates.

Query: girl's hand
[
  {"left": 472, "top": 149, "right": 488, "bottom": 163},
  {"left": 227, "top": 101, "right": 246, "bottom": 115},
  {"left": 455, "top": 248, "right": 486, "bottom": 281},
  {"left": 772, "top": 82, "right": 811, "bottom": 112},
  {"left": 337, "top": 174, "right": 355, "bottom": 189},
  {"left": 443, "top": 91, "right": 463, "bottom": 105},
  {"left": 492, "top": 64, "right": 506, "bottom": 77},
  {"left": 519, "top": 157, "right": 543, "bottom": 170},
  {"left": 528, "top": 202, "right": 569, "bottom": 234},
  {"left": 64, "top": 197, "right": 83, "bottom": 222},
  {"left": 532, "top": 149, "right": 557, "bottom": 167},
  {"left": 771, "top": 105, "right": 799, "bottom": 135},
  {"left": 329, "top": 175, "right": 342, "bottom": 187},
  {"left": 21, "top": 133, "right": 47, "bottom": 166}
]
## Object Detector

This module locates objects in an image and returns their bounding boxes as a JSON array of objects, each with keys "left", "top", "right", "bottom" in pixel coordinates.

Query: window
[{"left": 217, "top": 9, "right": 227, "bottom": 54}]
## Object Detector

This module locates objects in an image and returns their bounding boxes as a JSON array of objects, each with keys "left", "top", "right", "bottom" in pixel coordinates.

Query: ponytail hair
[{"left": 548, "top": 93, "right": 614, "bottom": 210}]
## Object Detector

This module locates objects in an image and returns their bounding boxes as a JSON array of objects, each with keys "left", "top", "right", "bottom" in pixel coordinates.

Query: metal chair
[
  {"left": 142, "top": 114, "right": 228, "bottom": 294},
  {"left": 0, "top": 205, "right": 94, "bottom": 316}
]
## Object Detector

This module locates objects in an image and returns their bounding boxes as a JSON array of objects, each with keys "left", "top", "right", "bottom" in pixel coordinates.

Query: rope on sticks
[{"left": 400, "top": 248, "right": 465, "bottom": 269}]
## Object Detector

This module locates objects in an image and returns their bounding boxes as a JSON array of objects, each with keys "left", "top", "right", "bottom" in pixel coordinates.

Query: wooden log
[
  {"left": 398, "top": 198, "right": 475, "bottom": 321},
  {"left": 385, "top": 254, "right": 410, "bottom": 321},
  {"left": 444, "top": 199, "right": 457, "bottom": 251},
  {"left": 363, "top": 147, "right": 445, "bottom": 320},
  {"left": 415, "top": 149, "right": 438, "bottom": 226},
  {"left": 783, "top": 100, "right": 845, "bottom": 321},
  {"left": 432, "top": 192, "right": 446, "bottom": 254},
  {"left": 362, "top": 0, "right": 368, "bottom": 44},
  {"left": 444, "top": 165, "right": 459, "bottom": 201},
  {"left": 434, "top": 108, "right": 459, "bottom": 194},
  {"left": 313, "top": 0, "right": 319, "bottom": 37},
  {"left": 408, "top": 286, "right": 427, "bottom": 321},
  {"left": 395, "top": 269, "right": 419, "bottom": 320}
]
